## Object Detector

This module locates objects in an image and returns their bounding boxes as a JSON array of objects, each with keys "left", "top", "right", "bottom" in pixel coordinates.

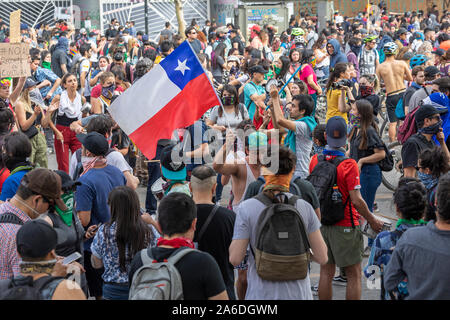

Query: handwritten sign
[
  {"left": 0, "top": 43, "right": 31, "bottom": 78},
  {"left": 9, "top": 9, "right": 21, "bottom": 44}
]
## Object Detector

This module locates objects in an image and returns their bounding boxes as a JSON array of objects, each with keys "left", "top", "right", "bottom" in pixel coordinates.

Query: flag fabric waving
[{"left": 108, "top": 40, "right": 220, "bottom": 160}]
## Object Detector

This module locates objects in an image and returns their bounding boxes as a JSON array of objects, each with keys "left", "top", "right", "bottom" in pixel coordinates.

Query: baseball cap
[
  {"left": 80, "top": 28, "right": 87, "bottom": 34},
  {"left": 142, "top": 35, "right": 149, "bottom": 42},
  {"left": 326, "top": 116, "right": 347, "bottom": 148},
  {"left": 76, "top": 132, "right": 109, "bottom": 157},
  {"left": 20, "top": 168, "right": 68, "bottom": 211},
  {"left": 23, "top": 77, "right": 37, "bottom": 90},
  {"left": 424, "top": 65, "right": 440, "bottom": 78},
  {"left": 16, "top": 220, "right": 57, "bottom": 259},
  {"left": 398, "top": 27, "right": 408, "bottom": 34},
  {"left": 249, "top": 65, "right": 269, "bottom": 75},
  {"left": 431, "top": 48, "right": 445, "bottom": 56},
  {"left": 414, "top": 104, "right": 444, "bottom": 124},
  {"left": 54, "top": 170, "right": 81, "bottom": 191},
  {"left": 160, "top": 145, "right": 186, "bottom": 181},
  {"left": 403, "top": 51, "right": 414, "bottom": 60},
  {"left": 216, "top": 26, "right": 228, "bottom": 34}
]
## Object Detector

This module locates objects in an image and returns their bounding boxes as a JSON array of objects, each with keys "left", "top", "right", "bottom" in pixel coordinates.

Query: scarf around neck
[
  {"left": 263, "top": 171, "right": 294, "bottom": 193},
  {"left": 284, "top": 116, "right": 317, "bottom": 152},
  {"left": 157, "top": 237, "right": 195, "bottom": 249}
]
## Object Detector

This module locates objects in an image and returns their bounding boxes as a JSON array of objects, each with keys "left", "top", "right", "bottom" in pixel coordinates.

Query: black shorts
[{"left": 385, "top": 92, "right": 404, "bottom": 123}]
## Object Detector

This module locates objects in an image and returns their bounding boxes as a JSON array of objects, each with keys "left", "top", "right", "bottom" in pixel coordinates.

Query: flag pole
[{"left": 266, "top": 63, "right": 302, "bottom": 110}]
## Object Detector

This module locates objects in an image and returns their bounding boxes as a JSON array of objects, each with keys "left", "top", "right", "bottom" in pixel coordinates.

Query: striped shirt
[{"left": 0, "top": 202, "right": 31, "bottom": 280}]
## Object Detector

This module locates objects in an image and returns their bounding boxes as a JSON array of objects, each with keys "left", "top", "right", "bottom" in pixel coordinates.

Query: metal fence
[
  {"left": 101, "top": 0, "right": 209, "bottom": 42},
  {"left": 0, "top": 0, "right": 72, "bottom": 28}
]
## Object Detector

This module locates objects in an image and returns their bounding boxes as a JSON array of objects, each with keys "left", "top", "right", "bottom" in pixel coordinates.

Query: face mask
[
  {"left": 55, "top": 192, "right": 74, "bottom": 226},
  {"left": 100, "top": 66, "right": 107, "bottom": 72},
  {"left": 222, "top": 96, "right": 235, "bottom": 105},
  {"left": 274, "top": 65, "right": 281, "bottom": 75},
  {"left": 102, "top": 85, "right": 115, "bottom": 99},
  {"left": 349, "top": 113, "right": 361, "bottom": 128},
  {"left": 359, "top": 85, "right": 374, "bottom": 97},
  {"left": 417, "top": 171, "right": 439, "bottom": 190},
  {"left": 42, "top": 61, "right": 51, "bottom": 69},
  {"left": 313, "top": 144, "right": 324, "bottom": 155},
  {"left": 420, "top": 119, "right": 442, "bottom": 135}
]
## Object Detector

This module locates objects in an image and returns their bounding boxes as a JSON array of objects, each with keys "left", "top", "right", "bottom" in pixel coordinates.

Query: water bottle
[{"left": 331, "top": 185, "right": 342, "bottom": 202}]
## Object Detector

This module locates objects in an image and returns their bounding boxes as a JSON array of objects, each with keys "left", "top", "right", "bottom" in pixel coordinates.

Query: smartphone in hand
[{"left": 62, "top": 252, "right": 82, "bottom": 265}]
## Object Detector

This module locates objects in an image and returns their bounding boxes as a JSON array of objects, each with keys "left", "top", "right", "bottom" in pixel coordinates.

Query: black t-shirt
[
  {"left": 128, "top": 247, "right": 226, "bottom": 300},
  {"left": 111, "top": 128, "right": 131, "bottom": 163},
  {"left": 51, "top": 49, "right": 69, "bottom": 78},
  {"left": 243, "top": 177, "right": 320, "bottom": 210},
  {"left": 231, "top": 36, "right": 244, "bottom": 55},
  {"left": 194, "top": 204, "right": 235, "bottom": 294},
  {"left": 357, "top": 94, "right": 381, "bottom": 116},
  {"left": 401, "top": 133, "right": 436, "bottom": 169},
  {"left": 349, "top": 126, "right": 384, "bottom": 163}
]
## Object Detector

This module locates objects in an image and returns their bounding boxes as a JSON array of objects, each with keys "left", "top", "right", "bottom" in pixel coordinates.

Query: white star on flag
[{"left": 174, "top": 59, "right": 190, "bottom": 75}]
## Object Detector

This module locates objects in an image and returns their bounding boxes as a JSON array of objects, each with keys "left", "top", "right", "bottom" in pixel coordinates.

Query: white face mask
[{"left": 100, "top": 66, "right": 107, "bottom": 72}]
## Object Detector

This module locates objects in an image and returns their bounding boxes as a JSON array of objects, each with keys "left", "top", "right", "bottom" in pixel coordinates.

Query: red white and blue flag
[{"left": 109, "top": 41, "right": 220, "bottom": 160}]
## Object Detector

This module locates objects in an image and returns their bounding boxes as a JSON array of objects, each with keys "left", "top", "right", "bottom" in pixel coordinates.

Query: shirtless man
[
  {"left": 212, "top": 120, "right": 263, "bottom": 211},
  {"left": 376, "top": 42, "right": 413, "bottom": 142}
]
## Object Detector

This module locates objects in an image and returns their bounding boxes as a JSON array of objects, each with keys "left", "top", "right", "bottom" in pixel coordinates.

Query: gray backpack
[
  {"left": 129, "top": 247, "right": 195, "bottom": 300},
  {"left": 251, "top": 192, "right": 311, "bottom": 281}
]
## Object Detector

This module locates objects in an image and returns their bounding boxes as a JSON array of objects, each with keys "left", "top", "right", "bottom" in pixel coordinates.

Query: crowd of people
[{"left": 0, "top": 3, "right": 449, "bottom": 301}]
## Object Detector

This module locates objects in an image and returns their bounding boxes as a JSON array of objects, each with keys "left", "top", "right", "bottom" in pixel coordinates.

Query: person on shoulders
[
  {"left": 229, "top": 146, "right": 328, "bottom": 300},
  {"left": 128, "top": 192, "right": 229, "bottom": 300}
]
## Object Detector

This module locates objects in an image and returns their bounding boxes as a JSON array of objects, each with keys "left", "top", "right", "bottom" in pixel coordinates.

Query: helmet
[
  {"left": 294, "top": 35, "right": 305, "bottom": 44},
  {"left": 363, "top": 35, "right": 378, "bottom": 43},
  {"left": 383, "top": 42, "right": 399, "bottom": 55},
  {"left": 410, "top": 54, "right": 429, "bottom": 68},
  {"left": 291, "top": 27, "right": 305, "bottom": 36}
]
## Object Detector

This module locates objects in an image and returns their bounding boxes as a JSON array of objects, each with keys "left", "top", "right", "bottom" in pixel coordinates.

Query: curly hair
[
  {"left": 393, "top": 177, "right": 427, "bottom": 220},
  {"left": 418, "top": 147, "right": 450, "bottom": 178}
]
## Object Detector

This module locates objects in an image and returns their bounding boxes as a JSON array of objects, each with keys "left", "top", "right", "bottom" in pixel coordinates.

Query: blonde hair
[{"left": 19, "top": 89, "right": 33, "bottom": 113}]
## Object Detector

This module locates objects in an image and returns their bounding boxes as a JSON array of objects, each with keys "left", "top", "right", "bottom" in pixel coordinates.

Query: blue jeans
[
  {"left": 102, "top": 283, "right": 129, "bottom": 300},
  {"left": 360, "top": 163, "right": 382, "bottom": 247}
]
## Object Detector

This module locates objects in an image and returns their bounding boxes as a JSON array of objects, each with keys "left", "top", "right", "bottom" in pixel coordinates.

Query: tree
[{"left": 174, "top": 0, "right": 186, "bottom": 40}]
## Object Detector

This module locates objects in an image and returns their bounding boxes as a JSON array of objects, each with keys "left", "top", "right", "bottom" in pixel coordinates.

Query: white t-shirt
[
  {"left": 69, "top": 149, "right": 133, "bottom": 180},
  {"left": 233, "top": 195, "right": 321, "bottom": 299}
]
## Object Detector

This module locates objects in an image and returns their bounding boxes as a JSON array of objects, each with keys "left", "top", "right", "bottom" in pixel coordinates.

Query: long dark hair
[
  {"left": 276, "top": 56, "right": 291, "bottom": 81},
  {"left": 300, "top": 48, "right": 314, "bottom": 65},
  {"left": 289, "top": 48, "right": 301, "bottom": 63},
  {"left": 325, "top": 62, "right": 348, "bottom": 92},
  {"left": 212, "top": 42, "right": 227, "bottom": 69},
  {"left": 106, "top": 186, "right": 153, "bottom": 272},
  {"left": 312, "top": 34, "right": 327, "bottom": 51},
  {"left": 219, "top": 84, "right": 239, "bottom": 117},
  {"left": 348, "top": 99, "right": 379, "bottom": 150}
]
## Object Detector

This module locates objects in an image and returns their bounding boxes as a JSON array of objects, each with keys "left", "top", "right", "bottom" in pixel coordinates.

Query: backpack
[
  {"left": 251, "top": 192, "right": 311, "bottom": 281},
  {"left": 70, "top": 58, "right": 90, "bottom": 90},
  {"left": 378, "top": 142, "right": 394, "bottom": 171},
  {"left": 129, "top": 247, "right": 195, "bottom": 300},
  {"left": 0, "top": 212, "right": 24, "bottom": 226},
  {"left": 397, "top": 103, "right": 420, "bottom": 144},
  {"left": 72, "top": 147, "right": 115, "bottom": 181},
  {"left": 257, "top": 176, "right": 302, "bottom": 197},
  {"left": 306, "top": 155, "right": 352, "bottom": 226},
  {"left": 0, "top": 275, "right": 63, "bottom": 300}
]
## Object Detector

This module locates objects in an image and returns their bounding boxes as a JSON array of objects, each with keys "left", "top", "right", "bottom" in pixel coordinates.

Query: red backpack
[{"left": 397, "top": 105, "right": 419, "bottom": 144}]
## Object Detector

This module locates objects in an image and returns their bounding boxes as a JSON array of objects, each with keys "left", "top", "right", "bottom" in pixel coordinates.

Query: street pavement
[{"left": 48, "top": 151, "right": 397, "bottom": 300}]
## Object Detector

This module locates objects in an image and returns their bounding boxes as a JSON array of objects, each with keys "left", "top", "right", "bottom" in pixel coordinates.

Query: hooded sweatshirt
[{"left": 328, "top": 38, "right": 348, "bottom": 69}]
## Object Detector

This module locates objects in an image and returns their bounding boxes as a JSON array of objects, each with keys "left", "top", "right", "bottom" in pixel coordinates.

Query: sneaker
[
  {"left": 47, "top": 147, "right": 54, "bottom": 154},
  {"left": 311, "top": 284, "right": 319, "bottom": 296},
  {"left": 332, "top": 275, "right": 347, "bottom": 286},
  {"left": 373, "top": 202, "right": 379, "bottom": 212}
]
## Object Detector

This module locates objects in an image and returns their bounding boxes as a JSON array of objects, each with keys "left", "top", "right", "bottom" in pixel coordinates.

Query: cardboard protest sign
[
  {"left": 9, "top": 9, "right": 21, "bottom": 44},
  {"left": 0, "top": 43, "right": 30, "bottom": 78}
]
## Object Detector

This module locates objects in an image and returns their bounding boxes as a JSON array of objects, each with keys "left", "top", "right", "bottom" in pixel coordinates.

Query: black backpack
[
  {"left": 0, "top": 275, "right": 63, "bottom": 300},
  {"left": 251, "top": 193, "right": 311, "bottom": 281},
  {"left": 306, "top": 155, "right": 353, "bottom": 226},
  {"left": 0, "top": 212, "right": 24, "bottom": 226}
]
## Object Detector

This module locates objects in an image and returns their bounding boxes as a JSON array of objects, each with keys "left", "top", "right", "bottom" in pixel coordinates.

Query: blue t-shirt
[
  {"left": 244, "top": 82, "right": 265, "bottom": 121},
  {"left": 75, "top": 165, "right": 126, "bottom": 251},
  {"left": 0, "top": 169, "right": 31, "bottom": 201}
]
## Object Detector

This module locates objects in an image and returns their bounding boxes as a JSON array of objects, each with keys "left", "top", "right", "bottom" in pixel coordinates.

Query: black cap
[
  {"left": 76, "top": 132, "right": 109, "bottom": 156},
  {"left": 415, "top": 104, "right": 441, "bottom": 124},
  {"left": 160, "top": 145, "right": 186, "bottom": 181},
  {"left": 249, "top": 65, "right": 269, "bottom": 75},
  {"left": 431, "top": 48, "right": 445, "bottom": 56},
  {"left": 326, "top": 116, "right": 347, "bottom": 148},
  {"left": 54, "top": 170, "right": 81, "bottom": 191},
  {"left": 424, "top": 65, "right": 440, "bottom": 78},
  {"left": 398, "top": 27, "right": 408, "bottom": 34},
  {"left": 16, "top": 220, "right": 57, "bottom": 259},
  {"left": 23, "top": 77, "right": 37, "bottom": 90}
]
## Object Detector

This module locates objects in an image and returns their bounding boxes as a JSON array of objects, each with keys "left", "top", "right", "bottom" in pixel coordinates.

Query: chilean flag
[{"left": 109, "top": 41, "right": 220, "bottom": 160}]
